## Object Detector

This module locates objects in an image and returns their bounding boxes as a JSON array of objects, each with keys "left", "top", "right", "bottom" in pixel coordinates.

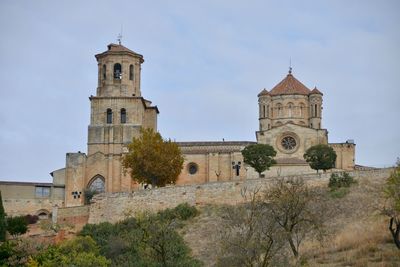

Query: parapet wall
[{"left": 88, "top": 168, "right": 393, "bottom": 224}]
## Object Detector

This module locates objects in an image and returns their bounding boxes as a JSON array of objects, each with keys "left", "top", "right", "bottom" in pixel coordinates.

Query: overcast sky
[{"left": 0, "top": 0, "right": 399, "bottom": 182}]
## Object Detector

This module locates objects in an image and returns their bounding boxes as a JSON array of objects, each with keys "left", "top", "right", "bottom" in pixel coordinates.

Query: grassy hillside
[{"left": 181, "top": 173, "right": 400, "bottom": 266}]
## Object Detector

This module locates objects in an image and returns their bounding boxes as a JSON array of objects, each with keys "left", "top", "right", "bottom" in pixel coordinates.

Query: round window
[
  {"left": 188, "top": 163, "right": 198, "bottom": 175},
  {"left": 281, "top": 136, "right": 297, "bottom": 151}
]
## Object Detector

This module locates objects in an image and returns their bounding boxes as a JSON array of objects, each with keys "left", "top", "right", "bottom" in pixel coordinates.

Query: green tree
[
  {"left": 303, "top": 144, "right": 337, "bottom": 173},
  {"left": 79, "top": 204, "right": 201, "bottom": 266},
  {"left": 6, "top": 216, "right": 28, "bottom": 238},
  {"left": 34, "top": 236, "right": 110, "bottom": 267},
  {"left": 383, "top": 159, "right": 400, "bottom": 249},
  {"left": 122, "top": 128, "right": 184, "bottom": 187},
  {"left": 0, "top": 191, "right": 6, "bottom": 241},
  {"left": 242, "top": 144, "right": 277, "bottom": 177}
]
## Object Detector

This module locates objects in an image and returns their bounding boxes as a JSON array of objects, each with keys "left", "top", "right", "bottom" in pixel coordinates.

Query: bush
[
  {"left": 84, "top": 189, "right": 97, "bottom": 205},
  {"left": 174, "top": 203, "right": 199, "bottom": 220},
  {"left": 6, "top": 216, "right": 28, "bottom": 238},
  {"left": 25, "top": 214, "right": 39, "bottom": 225},
  {"left": 79, "top": 205, "right": 201, "bottom": 266},
  {"left": 329, "top": 172, "right": 355, "bottom": 190},
  {"left": 157, "top": 203, "right": 198, "bottom": 222},
  {"left": 329, "top": 187, "right": 350, "bottom": 198}
]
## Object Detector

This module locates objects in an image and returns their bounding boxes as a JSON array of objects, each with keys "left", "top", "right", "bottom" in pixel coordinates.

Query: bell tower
[
  {"left": 95, "top": 43, "right": 143, "bottom": 97},
  {"left": 87, "top": 43, "right": 159, "bottom": 156}
]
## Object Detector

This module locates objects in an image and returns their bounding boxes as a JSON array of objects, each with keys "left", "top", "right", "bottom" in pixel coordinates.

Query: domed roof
[{"left": 269, "top": 72, "right": 311, "bottom": 96}]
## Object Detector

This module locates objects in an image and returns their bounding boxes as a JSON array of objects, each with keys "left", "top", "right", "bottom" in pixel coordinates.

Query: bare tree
[
  {"left": 263, "top": 178, "right": 325, "bottom": 258},
  {"left": 383, "top": 159, "right": 400, "bottom": 249},
  {"left": 217, "top": 187, "right": 287, "bottom": 267}
]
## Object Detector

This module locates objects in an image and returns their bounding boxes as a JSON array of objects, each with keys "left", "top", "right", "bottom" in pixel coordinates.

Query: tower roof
[
  {"left": 95, "top": 43, "right": 144, "bottom": 62},
  {"left": 257, "top": 88, "right": 270, "bottom": 97},
  {"left": 310, "top": 87, "right": 323, "bottom": 95},
  {"left": 269, "top": 72, "right": 311, "bottom": 96}
]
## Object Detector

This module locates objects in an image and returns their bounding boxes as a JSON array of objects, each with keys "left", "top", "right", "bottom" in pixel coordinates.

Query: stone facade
[
  {"left": 1, "top": 42, "right": 357, "bottom": 216},
  {"left": 0, "top": 181, "right": 64, "bottom": 217}
]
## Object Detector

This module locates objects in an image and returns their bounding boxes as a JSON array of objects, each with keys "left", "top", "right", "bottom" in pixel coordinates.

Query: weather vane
[
  {"left": 289, "top": 57, "right": 292, "bottom": 74},
  {"left": 117, "top": 25, "right": 123, "bottom": 45}
]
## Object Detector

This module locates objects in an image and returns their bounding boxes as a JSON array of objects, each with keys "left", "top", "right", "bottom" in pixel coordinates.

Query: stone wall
[
  {"left": 88, "top": 168, "right": 393, "bottom": 224},
  {"left": 57, "top": 205, "right": 90, "bottom": 225}
]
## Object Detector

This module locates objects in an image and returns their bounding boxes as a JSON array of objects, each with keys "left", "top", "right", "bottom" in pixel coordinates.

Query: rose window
[{"left": 281, "top": 136, "right": 297, "bottom": 150}]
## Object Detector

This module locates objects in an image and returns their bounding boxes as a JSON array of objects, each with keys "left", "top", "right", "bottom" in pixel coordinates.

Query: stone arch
[
  {"left": 36, "top": 209, "right": 51, "bottom": 220},
  {"left": 87, "top": 175, "right": 105, "bottom": 193},
  {"left": 113, "top": 63, "right": 122, "bottom": 79}
]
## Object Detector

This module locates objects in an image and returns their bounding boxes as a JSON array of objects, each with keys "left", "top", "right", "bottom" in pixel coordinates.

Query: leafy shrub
[
  {"left": 157, "top": 203, "right": 198, "bottom": 221},
  {"left": 34, "top": 236, "right": 110, "bottom": 267},
  {"left": 329, "top": 187, "right": 350, "bottom": 198},
  {"left": 174, "top": 203, "right": 199, "bottom": 220},
  {"left": 329, "top": 172, "right": 355, "bottom": 190},
  {"left": 79, "top": 204, "right": 201, "bottom": 266},
  {"left": 25, "top": 214, "right": 39, "bottom": 225},
  {"left": 6, "top": 216, "right": 28, "bottom": 237},
  {"left": 84, "top": 189, "right": 97, "bottom": 205}
]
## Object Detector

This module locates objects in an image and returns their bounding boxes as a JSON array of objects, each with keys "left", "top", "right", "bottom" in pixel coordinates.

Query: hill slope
[{"left": 181, "top": 173, "right": 400, "bottom": 266}]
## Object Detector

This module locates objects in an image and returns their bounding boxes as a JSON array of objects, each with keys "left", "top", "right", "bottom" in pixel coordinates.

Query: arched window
[
  {"left": 102, "top": 64, "right": 106, "bottom": 80},
  {"left": 314, "top": 104, "right": 318, "bottom": 117},
  {"left": 299, "top": 103, "right": 305, "bottom": 117},
  {"left": 120, "top": 108, "right": 126, "bottom": 123},
  {"left": 106, "top": 109, "right": 112, "bottom": 124},
  {"left": 287, "top": 103, "right": 294, "bottom": 117},
  {"left": 276, "top": 104, "right": 283, "bottom": 117},
  {"left": 129, "top": 64, "right": 134, "bottom": 81},
  {"left": 88, "top": 175, "right": 105, "bottom": 193},
  {"left": 114, "top": 63, "right": 122, "bottom": 79},
  {"left": 266, "top": 105, "right": 269, "bottom": 117},
  {"left": 263, "top": 105, "right": 266, "bottom": 118}
]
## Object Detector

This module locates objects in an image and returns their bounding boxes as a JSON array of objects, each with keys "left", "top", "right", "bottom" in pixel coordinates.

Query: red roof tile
[
  {"left": 257, "top": 89, "right": 270, "bottom": 97},
  {"left": 269, "top": 73, "right": 311, "bottom": 96},
  {"left": 309, "top": 87, "right": 323, "bottom": 95},
  {"left": 95, "top": 43, "right": 144, "bottom": 62}
]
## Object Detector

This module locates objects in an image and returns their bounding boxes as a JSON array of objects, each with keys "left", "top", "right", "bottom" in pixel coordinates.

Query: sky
[{"left": 0, "top": 0, "right": 399, "bottom": 182}]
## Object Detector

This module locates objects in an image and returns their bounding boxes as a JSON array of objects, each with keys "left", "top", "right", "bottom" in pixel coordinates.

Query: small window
[
  {"left": 102, "top": 64, "right": 106, "bottom": 80},
  {"left": 114, "top": 63, "right": 122, "bottom": 79},
  {"left": 106, "top": 109, "right": 112, "bottom": 124},
  {"left": 314, "top": 104, "right": 318, "bottom": 117},
  {"left": 35, "top": 186, "right": 50, "bottom": 198},
  {"left": 262, "top": 105, "right": 266, "bottom": 118},
  {"left": 188, "top": 162, "right": 198, "bottom": 175},
  {"left": 129, "top": 64, "right": 134, "bottom": 80},
  {"left": 121, "top": 108, "right": 126, "bottom": 123}
]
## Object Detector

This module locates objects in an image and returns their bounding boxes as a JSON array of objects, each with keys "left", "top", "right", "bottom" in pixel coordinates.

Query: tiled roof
[
  {"left": 106, "top": 43, "right": 136, "bottom": 53},
  {"left": 269, "top": 73, "right": 311, "bottom": 96},
  {"left": 95, "top": 43, "right": 144, "bottom": 61},
  {"left": 257, "top": 89, "right": 270, "bottom": 97},
  {"left": 310, "top": 87, "right": 323, "bottom": 95}
]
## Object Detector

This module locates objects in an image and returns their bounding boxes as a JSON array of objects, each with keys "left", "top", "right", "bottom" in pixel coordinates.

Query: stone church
[{"left": 49, "top": 43, "right": 355, "bottom": 207}]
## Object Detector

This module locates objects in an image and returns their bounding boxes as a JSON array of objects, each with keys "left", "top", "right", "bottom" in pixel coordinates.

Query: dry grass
[{"left": 181, "top": 174, "right": 400, "bottom": 266}]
